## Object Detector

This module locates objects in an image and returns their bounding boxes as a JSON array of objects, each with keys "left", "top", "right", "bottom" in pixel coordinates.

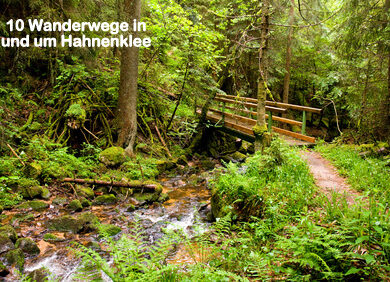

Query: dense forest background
[
  {"left": 0, "top": 0, "right": 390, "bottom": 281},
  {"left": 1, "top": 0, "right": 389, "bottom": 154}
]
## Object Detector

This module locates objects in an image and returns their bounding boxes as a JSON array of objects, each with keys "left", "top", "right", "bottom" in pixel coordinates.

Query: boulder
[
  {"left": 41, "top": 188, "right": 51, "bottom": 199},
  {"left": 17, "top": 200, "right": 49, "bottom": 211},
  {"left": 99, "top": 147, "right": 127, "bottom": 167},
  {"left": 76, "top": 185, "right": 95, "bottom": 199},
  {"left": 93, "top": 194, "right": 117, "bottom": 205},
  {"left": 48, "top": 215, "right": 84, "bottom": 233},
  {"left": 80, "top": 198, "right": 92, "bottom": 208},
  {"left": 0, "top": 234, "right": 14, "bottom": 254},
  {"left": 0, "top": 225, "right": 18, "bottom": 242},
  {"left": 156, "top": 160, "right": 177, "bottom": 173},
  {"left": 52, "top": 197, "right": 67, "bottom": 206},
  {"left": 68, "top": 200, "right": 83, "bottom": 212},
  {"left": 5, "top": 248, "right": 25, "bottom": 271},
  {"left": 222, "top": 151, "right": 247, "bottom": 163},
  {"left": 15, "top": 238, "right": 40, "bottom": 256}
]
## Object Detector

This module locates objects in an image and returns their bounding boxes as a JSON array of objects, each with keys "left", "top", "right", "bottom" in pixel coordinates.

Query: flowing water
[{"left": 1, "top": 171, "right": 213, "bottom": 281}]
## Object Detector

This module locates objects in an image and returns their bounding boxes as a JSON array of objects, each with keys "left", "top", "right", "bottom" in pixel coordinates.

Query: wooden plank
[
  {"left": 209, "top": 108, "right": 255, "bottom": 125},
  {"left": 215, "top": 94, "right": 322, "bottom": 114},
  {"left": 271, "top": 127, "right": 316, "bottom": 143},
  {"left": 214, "top": 97, "right": 287, "bottom": 114},
  {"left": 223, "top": 105, "right": 303, "bottom": 126},
  {"left": 206, "top": 112, "right": 254, "bottom": 135}
]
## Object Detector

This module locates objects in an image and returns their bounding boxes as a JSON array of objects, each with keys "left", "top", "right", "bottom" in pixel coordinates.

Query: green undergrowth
[
  {"left": 316, "top": 144, "right": 390, "bottom": 202},
  {"left": 67, "top": 139, "right": 390, "bottom": 280}
]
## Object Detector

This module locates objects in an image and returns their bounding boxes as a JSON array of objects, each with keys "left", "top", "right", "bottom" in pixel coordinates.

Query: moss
[
  {"left": 68, "top": 200, "right": 83, "bottom": 212},
  {"left": 5, "top": 248, "right": 25, "bottom": 271},
  {"left": 252, "top": 124, "right": 268, "bottom": 136},
  {"left": 99, "top": 224, "right": 121, "bottom": 237},
  {"left": 0, "top": 225, "right": 18, "bottom": 242},
  {"left": 41, "top": 188, "right": 51, "bottom": 199},
  {"left": 156, "top": 160, "right": 177, "bottom": 174},
  {"left": 222, "top": 152, "right": 247, "bottom": 163},
  {"left": 158, "top": 193, "right": 169, "bottom": 203},
  {"left": 200, "top": 159, "right": 215, "bottom": 170},
  {"left": 52, "top": 197, "right": 67, "bottom": 205},
  {"left": 23, "top": 162, "right": 42, "bottom": 179},
  {"left": 27, "top": 268, "right": 50, "bottom": 282},
  {"left": 80, "top": 198, "right": 92, "bottom": 208},
  {"left": 176, "top": 155, "right": 188, "bottom": 166},
  {"left": 77, "top": 212, "right": 99, "bottom": 231},
  {"left": 93, "top": 194, "right": 117, "bottom": 205},
  {"left": 0, "top": 205, "right": 3, "bottom": 214},
  {"left": 99, "top": 147, "right": 127, "bottom": 167},
  {"left": 133, "top": 192, "right": 160, "bottom": 204},
  {"left": 86, "top": 241, "right": 101, "bottom": 251},
  {"left": 17, "top": 200, "right": 49, "bottom": 211},
  {"left": 76, "top": 185, "right": 94, "bottom": 199},
  {"left": 15, "top": 238, "right": 40, "bottom": 256},
  {"left": 48, "top": 215, "right": 84, "bottom": 233},
  {"left": 43, "top": 233, "right": 64, "bottom": 243},
  {"left": 126, "top": 204, "right": 135, "bottom": 212},
  {"left": 0, "top": 234, "right": 15, "bottom": 254},
  {"left": 0, "top": 159, "right": 15, "bottom": 176}
]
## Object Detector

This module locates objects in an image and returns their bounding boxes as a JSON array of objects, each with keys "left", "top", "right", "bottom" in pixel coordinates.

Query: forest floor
[{"left": 300, "top": 150, "right": 361, "bottom": 206}]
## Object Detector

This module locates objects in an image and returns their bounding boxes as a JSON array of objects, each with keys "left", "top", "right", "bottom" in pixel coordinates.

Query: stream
[{"left": 1, "top": 170, "right": 213, "bottom": 281}]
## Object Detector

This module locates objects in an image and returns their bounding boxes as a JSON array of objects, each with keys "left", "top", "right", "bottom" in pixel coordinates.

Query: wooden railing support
[
  {"left": 268, "top": 111, "right": 273, "bottom": 132},
  {"left": 302, "top": 111, "right": 307, "bottom": 135},
  {"left": 222, "top": 101, "right": 226, "bottom": 123}
]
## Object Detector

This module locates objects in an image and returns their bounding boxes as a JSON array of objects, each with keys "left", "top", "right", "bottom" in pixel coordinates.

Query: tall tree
[
  {"left": 116, "top": 0, "right": 141, "bottom": 155},
  {"left": 254, "top": 0, "right": 271, "bottom": 152},
  {"left": 282, "top": 0, "right": 295, "bottom": 106}
]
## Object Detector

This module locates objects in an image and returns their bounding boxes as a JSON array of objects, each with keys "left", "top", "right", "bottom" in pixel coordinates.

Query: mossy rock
[
  {"left": 239, "top": 141, "right": 254, "bottom": 154},
  {"left": 222, "top": 152, "right": 247, "bottom": 163},
  {"left": 18, "top": 185, "right": 44, "bottom": 200},
  {"left": 5, "top": 248, "right": 25, "bottom": 271},
  {"left": 48, "top": 215, "right": 84, "bottom": 233},
  {"left": 43, "top": 233, "right": 64, "bottom": 243},
  {"left": 77, "top": 212, "right": 99, "bottom": 231},
  {"left": 86, "top": 241, "right": 101, "bottom": 251},
  {"left": 0, "top": 262, "right": 10, "bottom": 277},
  {"left": 17, "top": 200, "right": 49, "bottom": 211},
  {"left": 176, "top": 155, "right": 188, "bottom": 166},
  {"left": 133, "top": 192, "right": 160, "bottom": 205},
  {"left": 68, "top": 200, "right": 83, "bottom": 212},
  {"left": 15, "top": 238, "right": 40, "bottom": 256},
  {"left": 200, "top": 158, "right": 215, "bottom": 170},
  {"left": 158, "top": 193, "right": 169, "bottom": 203},
  {"left": 27, "top": 268, "right": 50, "bottom": 282},
  {"left": 75, "top": 185, "right": 95, "bottom": 199},
  {"left": 126, "top": 204, "right": 135, "bottom": 212},
  {"left": 99, "top": 147, "right": 127, "bottom": 167},
  {"left": 0, "top": 225, "right": 18, "bottom": 242},
  {"left": 41, "top": 188, "right": 51, "bottom": 200},
  {"left": 80, "top": 198, "right": 92, "bottom": 208},
  {"left": 52, "top": 197, "right": 67, "bottom": 206},
  {"left": 93, "top": 194, "right": 117, "bottom": 205},
  {"left": 99, "top": 224, "right": 121, "bottom": 237},
  {"left": 0, "top": 234, "right": 15, "bottom": 254},
  {"left": 156, "top": 160, "right": 177, "bottom": 173},
  {"left": 23, "top": 162, "right": 42, "bottom": 179}
]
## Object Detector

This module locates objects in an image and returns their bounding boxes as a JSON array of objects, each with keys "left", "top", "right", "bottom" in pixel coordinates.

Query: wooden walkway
[{"left": 200, "top": 94, "right": 322, "bottom": 146}]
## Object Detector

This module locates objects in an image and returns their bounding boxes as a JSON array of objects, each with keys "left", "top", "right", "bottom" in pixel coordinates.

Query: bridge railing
[{"left": 209, "top": 94, "right": 322, "bottom": 143}]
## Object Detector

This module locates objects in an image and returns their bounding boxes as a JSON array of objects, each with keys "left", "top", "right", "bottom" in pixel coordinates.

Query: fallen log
[{"left": 62, "top": 178, "right": 156, "bottom": 191}]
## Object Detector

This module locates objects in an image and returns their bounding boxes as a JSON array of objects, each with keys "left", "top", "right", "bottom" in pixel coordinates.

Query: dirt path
[{"left": 300, "top": 150, "right": 361, "bottom": 206}]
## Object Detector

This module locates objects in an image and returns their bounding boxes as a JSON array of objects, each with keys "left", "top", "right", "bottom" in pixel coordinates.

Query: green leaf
[
  {"left": 345, "top": 267, "right": 360, "bottom": 276},
  {"left": 355, "top": 236, "right": 369, "bottom": 244}
]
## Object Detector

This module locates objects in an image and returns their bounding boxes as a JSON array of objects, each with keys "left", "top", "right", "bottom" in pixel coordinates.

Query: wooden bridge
[{"left": 199, "top": 94, "right": 322, "bottom": 146}]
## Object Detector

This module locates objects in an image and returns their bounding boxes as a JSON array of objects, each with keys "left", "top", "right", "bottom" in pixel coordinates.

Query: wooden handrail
[
  {"left": 215, "top": 94, "right": 322, "bottom": 114},
  {"left": 223, "top": 105, "right": 303, "bottom": 126},
  {"left": 214, "top": 97, "right": 287, "bottom": 114}
]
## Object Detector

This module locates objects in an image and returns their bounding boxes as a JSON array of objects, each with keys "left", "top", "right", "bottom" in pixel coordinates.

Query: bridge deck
[{"left": 203, "top": 110, "right": 315, "bottom": 146}]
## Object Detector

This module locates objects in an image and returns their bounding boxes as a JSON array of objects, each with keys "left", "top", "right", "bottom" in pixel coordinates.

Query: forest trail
[{"left": 300, "top": 150, "right": 361, "bottom": 206}]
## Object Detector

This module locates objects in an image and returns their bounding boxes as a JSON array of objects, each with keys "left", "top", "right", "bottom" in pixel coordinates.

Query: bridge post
[
  {"left": 221, "top": 101, "right": 226, "bottom": 123},
  {"left": 302, "top": 110, "right": 306, "bottom": 135},
  {"left": 268, "top": 111, "right": 273, "bottom": 132}
]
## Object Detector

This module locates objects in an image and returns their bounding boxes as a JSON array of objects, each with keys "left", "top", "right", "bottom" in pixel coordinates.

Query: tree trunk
[
  {"left": 283, "top": 0, "right": 295, "bottom": 107},
  {"left": 116, "top": 0, "right": 141, "bottom": 156},
  {"left": 254, "top": 0, "right": 271, "bottom": 152}
]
